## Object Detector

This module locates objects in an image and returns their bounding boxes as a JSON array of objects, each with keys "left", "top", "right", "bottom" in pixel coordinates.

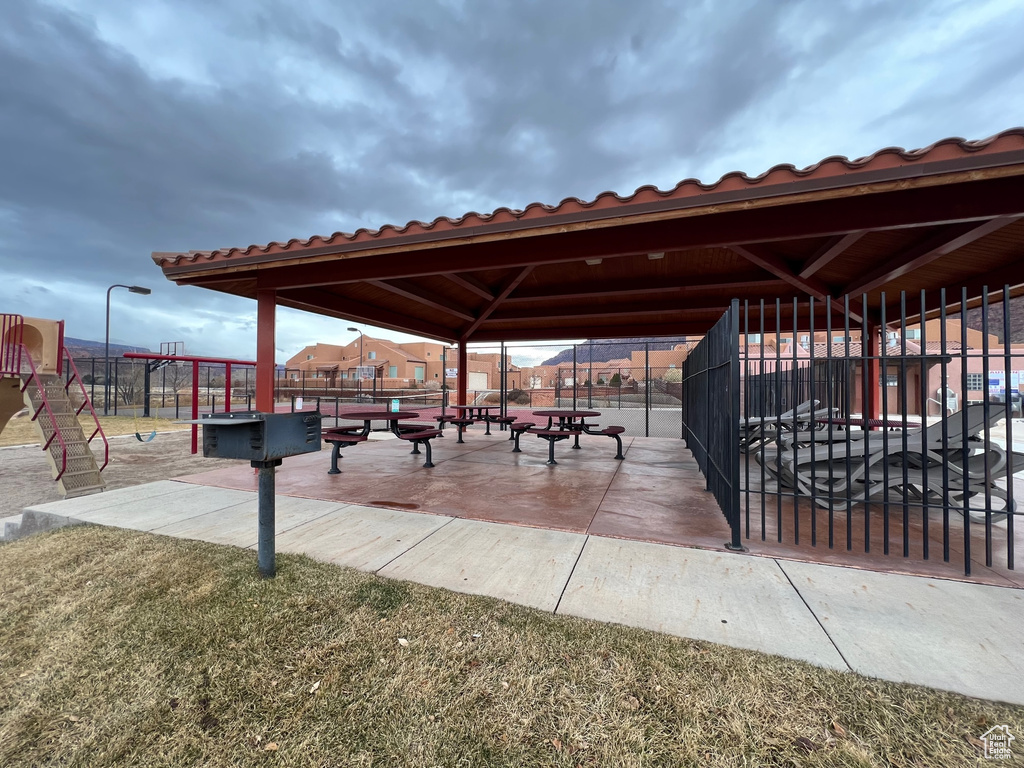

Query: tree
[
  {"left": 610, "top": 372, "right": 622, "bottom": 386},
  {"left": 115, "top": 364, "right": 145, "bottom": 406}
]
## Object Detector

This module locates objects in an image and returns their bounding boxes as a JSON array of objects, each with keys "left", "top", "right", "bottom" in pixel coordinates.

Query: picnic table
[
  {"left": 532, "top": 409, "right": 601, "bottom": 431},
  {"left": 340, "top": 410, "right": 423, "bottom": 438},
  {"left": 450, "top": 404, "right": 500, "bottom": 421}
]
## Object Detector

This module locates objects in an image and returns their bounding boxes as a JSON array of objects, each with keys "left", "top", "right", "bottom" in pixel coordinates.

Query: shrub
[
  {"left": 507, "top": 388, "right": 532, "bottom": 405},
  {"left": 662, "top": 368, "right": 682, "bottom": 383},
  {"left": 610, "top": 373, "right": 622, "bottom": 386}
]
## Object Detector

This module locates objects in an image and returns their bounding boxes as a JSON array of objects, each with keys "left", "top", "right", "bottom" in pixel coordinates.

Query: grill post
[{"left": 255, "top": 459, "right": 282, "bottom": 578}]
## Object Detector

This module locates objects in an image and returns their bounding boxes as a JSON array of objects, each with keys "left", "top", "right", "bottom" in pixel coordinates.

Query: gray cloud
[{"left": 1, "top": 0, "right": 1021, "bottom": 358}]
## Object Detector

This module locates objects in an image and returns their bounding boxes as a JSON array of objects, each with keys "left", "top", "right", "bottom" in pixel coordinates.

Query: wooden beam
[
  {"left": 444, "top": 272, "right": 494, "bottom": 300},
  {"left": 845, "top": 216, "right": 1022, "bottom": 296},
  {"left": 278, "top": 288, "right": 457, "bottom": 342},
  {"left": 368, "top": 279, "right": 475, "bottom": 322},
  {"left": 799, "top": 232, "right": 865, "bottom": 278},
  {"left": 504, "top": 275, "right": 789, "bottom": 303},
  {"left": 468, "top": 321, "right": 716, "bottom": 343},
  {"left": 488, "top": 298, "right": 734, "bottom": 323},
  {"left": 461, "top": 267, "right": 533, "bottom": 339}
]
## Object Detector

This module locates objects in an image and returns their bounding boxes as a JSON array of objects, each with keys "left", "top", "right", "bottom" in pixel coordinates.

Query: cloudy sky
[{"left": 1, "top": 0, "right": 1022, "bottom": 366}]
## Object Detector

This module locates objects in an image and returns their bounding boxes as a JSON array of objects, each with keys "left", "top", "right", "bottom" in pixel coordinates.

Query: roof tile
[{"left": 154, "top": 128, "right": 1024, "bottom": 268}]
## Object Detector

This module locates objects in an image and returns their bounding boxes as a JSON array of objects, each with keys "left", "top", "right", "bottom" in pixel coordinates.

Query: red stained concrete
[{"left": 176, "top": 425, "right": 1023, "bottom": 588}]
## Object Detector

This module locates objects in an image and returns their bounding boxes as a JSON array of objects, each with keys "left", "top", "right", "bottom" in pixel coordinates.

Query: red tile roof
[{"left": 154, "top": 128, "right": 1024, "bottom": 269}]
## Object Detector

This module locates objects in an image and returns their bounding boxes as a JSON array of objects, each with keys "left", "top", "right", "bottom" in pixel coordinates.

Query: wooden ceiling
[{"left": 155, "top": 131, "right": 1024, "bottom": 342}]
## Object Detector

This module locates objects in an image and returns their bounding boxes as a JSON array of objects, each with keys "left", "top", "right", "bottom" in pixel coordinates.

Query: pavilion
[{"left": 152, "top": 129, "right": 1024, "bottom": 577}]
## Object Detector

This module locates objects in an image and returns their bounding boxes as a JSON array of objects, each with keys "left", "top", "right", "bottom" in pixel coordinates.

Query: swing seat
[{"left": 135, "top": 430, "right": 157, "bottom": 443}]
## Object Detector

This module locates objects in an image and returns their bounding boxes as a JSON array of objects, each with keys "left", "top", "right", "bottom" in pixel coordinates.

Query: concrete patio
[{"left": 19, "top": 428, "right": 1024, "bottom": 706}]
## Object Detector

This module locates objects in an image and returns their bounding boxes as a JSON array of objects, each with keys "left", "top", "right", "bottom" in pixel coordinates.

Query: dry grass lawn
[
  {"left": 1, "top": 526, "right": 1021, "bottom": 767},
  {"left": 0, "top": 415, "right": 189, "bottom": 447}
]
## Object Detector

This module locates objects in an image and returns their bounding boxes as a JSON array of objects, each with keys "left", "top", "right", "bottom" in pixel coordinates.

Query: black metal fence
[
  {"left": 737, "top": 288, "right": 1019, "bottom": 576},
  {"left": 683, "top": 301, "right": 742, "bottom": 549},
  {"left": 74, "top": 358, "right": 257, "bottom": 417}
]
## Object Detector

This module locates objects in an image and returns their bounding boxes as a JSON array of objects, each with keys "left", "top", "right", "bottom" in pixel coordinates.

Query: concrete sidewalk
[{"left": 20, "top": 480, "right": 1024, "bottom": 706}]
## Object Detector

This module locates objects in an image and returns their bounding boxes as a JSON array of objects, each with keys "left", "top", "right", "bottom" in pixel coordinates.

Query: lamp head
[
  {"left": 129, "top": 286, "right": 151, "bottom": 295},
  {"left": 347, "top": 327, "right": 359, "bottom": 333}
]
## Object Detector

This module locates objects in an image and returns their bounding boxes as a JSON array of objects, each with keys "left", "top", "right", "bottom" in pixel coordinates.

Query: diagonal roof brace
[
  {"left": 729, "top": 244, "right": 862, "bottom": 323},
  {"left": 461, "top": 266, "right": 534, "bottom": 340}
]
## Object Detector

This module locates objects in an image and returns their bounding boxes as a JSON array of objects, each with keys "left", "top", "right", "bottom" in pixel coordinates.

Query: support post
[
  {"left": 458, "top": 341, "right": 468, "bottom": 406},
  {"left": 224, "top": 362, "right": 232, "bottom": 413},
  {"left": 143, "top": 362, "right": 152, "bottom": 417},
  {"left": 191, "top": 360, "right": 200, "bottom": 454},
  {"left": 256, "top": 290, "right": 276, "bottom": 413},
  {"left": 866, "top": 322, "right": 881, "bottom": 421}
]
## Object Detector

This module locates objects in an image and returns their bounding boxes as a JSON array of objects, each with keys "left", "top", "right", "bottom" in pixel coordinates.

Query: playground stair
[{"left": 20, "top": 372, "right": 106, "bottom": 498}]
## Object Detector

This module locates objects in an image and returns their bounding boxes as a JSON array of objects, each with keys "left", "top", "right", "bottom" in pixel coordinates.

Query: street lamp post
[
  {"left": 347, "top": 327, "right": 363, "bottom": 402},
  {"left": 105, "top": 284, "right": 151, "bottom": 415}
]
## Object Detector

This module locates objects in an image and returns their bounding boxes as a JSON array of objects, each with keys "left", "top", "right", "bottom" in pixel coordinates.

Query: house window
[
  {"left": 668, "top": 363, "right": 676, "bottom": 369},
  {"left": 414, "top": 366, "right": 425, "bottom": 381},
  {"left": 906, "top": 329, "right": 922, "bottom": 340},
  {"left": 779, "top": 337, "right": 792, "bottom": 345},
  {"left": 427, "top": 352, "right": 431, "bottom": 357},
  {"left": 306, "top": 354, "right": 313, "bottom": 360},
  {"left": 388, "top": 365, "right": 397, "bottom": 378},
  {"left": 434, "top": 373, "right": 439, "bottom": 378},
  {"left": 341, "top": 372, "right": 348, "bottom": 379},
  {"left": 832, "top": 335, "right": 850, "bottom": 343},
  {"left": 966, "top": 373, "right": 984, "bottom": 390},
  {"left": 747, "top": 333, "right": 762, "bottom": 342},
  {"left": 367, "top": 351, "right": 376, "bottom": 360},
  {"left": 880, "top": 374, "right": 899, "bottom": 387}
]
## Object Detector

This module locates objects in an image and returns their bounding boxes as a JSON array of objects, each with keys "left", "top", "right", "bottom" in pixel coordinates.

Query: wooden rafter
[
  {"left": 798, "top": 232, "right": 865, "bottom": 278},
  {"left": 443, "top": 272, "right": 494, "bottom": 300},
  {"left": 368, "top": 279, "right": 475, "bottom": 322},
  {"left": 845, "top": 216, "right": 1022, "bottom": 296}
]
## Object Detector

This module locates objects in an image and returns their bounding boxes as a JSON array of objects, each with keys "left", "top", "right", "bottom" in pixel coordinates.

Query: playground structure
[{"left": 1, "top": 314, "right": 108, "bottom": 498}]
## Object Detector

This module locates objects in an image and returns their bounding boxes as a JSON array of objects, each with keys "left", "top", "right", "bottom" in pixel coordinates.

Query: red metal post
[
  {"left": 256, "top": 290, "right": 276, "bottom": 412},
  {"left": 866, "top": 323, "right": 881, "bottom": 421},
  {"left": 224, "top": 362, "right": 232, "bottom": 413},
  {"left": 191, "top": 359, "right": 200, "bottom": 454},
  {"left": 457, "top": 342, "right": 467, "bottom": 406}
]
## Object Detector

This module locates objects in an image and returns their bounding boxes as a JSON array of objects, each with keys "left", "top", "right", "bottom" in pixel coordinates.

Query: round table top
[
  {"left": 452, "top": 404, "right": 499, "bottom": 410},
  {"left": 532, "top": 409, "right": 601, "bottom": 418},
  {"left": 341, "top": 410, "right": 420, "bottom": 420}
]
